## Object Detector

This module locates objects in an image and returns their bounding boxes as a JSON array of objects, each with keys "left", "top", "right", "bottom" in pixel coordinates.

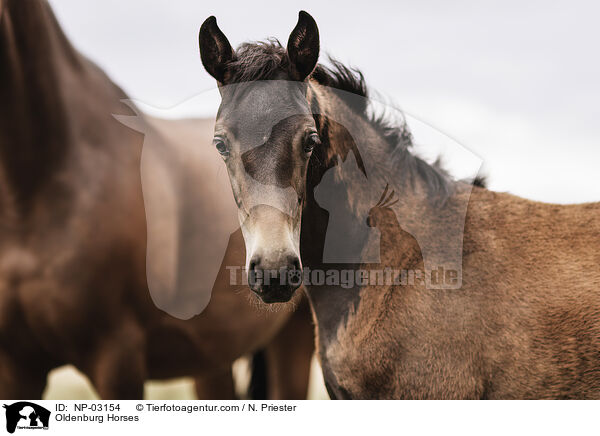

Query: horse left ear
[
  {"left": 199, "top": 16, "right": 234, "bottom": 85},
  {"left": 287, "top": 11, "right": 320, "bottom": 81}
]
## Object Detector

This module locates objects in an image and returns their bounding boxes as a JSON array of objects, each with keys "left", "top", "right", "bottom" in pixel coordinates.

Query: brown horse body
[
  {"left": 0, "top": 0, "right": 313, "bottom": 399},
  {"left": 303, "top": 81, "right": 600, "bottom": 399},
  {"left": 199, "top": 12, "right": 600, "bottom": 399},
  {"left": 321, "top": 182, "right": 600, "bottom": 399}
]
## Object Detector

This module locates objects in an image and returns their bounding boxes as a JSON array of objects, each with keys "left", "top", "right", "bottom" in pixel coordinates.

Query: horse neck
[
  {"left": 0, "top": 0, "right": 80, "bottom": 210},
  {"left": 304, "top": 82, "right": 446, "bottom": 263},
  {"left": 301, "top": 83, "right": 463, "bottom": 340}
]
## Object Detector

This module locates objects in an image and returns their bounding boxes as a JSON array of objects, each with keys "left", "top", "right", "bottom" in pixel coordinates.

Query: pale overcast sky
[{"left": 48, "top": 0, "right": 600, "bottom": 204}]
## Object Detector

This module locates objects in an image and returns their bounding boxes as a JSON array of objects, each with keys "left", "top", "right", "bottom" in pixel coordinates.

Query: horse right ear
[
  {"left": 199, "top": 16, "right": 234, "bottom": 85},
  {"left": 287, "top": 11, "right": 320, "bottom": 81}
]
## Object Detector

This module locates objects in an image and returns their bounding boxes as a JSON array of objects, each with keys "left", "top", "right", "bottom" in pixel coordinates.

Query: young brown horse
[
  {"left": 0, "top": 0, "right": 314, "bottom": 399},
  {"left": 199, "top": 11, "right": 600, "bottom": 399}
]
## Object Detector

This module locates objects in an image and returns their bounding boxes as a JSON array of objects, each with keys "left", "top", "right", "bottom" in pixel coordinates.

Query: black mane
[
  {"left": 226, "top": 39, "right": 290, "bottom": 83},
  {"left": 226, "top": 40, "right": 468, "bottom": 202}
]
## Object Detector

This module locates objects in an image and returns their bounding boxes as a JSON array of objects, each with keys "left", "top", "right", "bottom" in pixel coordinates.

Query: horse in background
[{"left": 0, "top": 0, "right": 314, "bottom": 399}]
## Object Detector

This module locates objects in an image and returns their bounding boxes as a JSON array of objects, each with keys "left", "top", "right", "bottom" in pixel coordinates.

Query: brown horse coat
[
  {"left": 325, "top": 187, "right": 600, "bottom": 398},
  {"left": 0, "top": 0, "right": 313, "bottom": 399},
  {"left": 306, "top": 77, "right": 600, "bottom": 399}
]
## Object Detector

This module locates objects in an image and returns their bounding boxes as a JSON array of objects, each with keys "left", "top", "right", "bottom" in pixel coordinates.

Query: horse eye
[
  {"left": 304, "top": 133, "right": 320, "bottom": 154},
  {"left": 213, "top": 138, "right": 229, "bottom": 157}
]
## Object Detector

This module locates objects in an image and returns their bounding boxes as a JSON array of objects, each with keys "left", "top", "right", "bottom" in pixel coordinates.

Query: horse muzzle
[{"left": 247, "top": 252, "right": 302, "bottom": 303}]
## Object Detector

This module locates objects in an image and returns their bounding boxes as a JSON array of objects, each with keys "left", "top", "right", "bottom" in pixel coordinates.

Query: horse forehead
[{"left": 220, "top": 81, "right": 309, "bottom": 127}]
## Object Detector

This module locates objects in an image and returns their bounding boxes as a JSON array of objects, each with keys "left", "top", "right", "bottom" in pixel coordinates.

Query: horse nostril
[
  {"left": 247, "top": 255, "right": 262, "bottom": 291},
  {"left": 285, "top": 255, "right": 303, "bottom": 290},
  {"left": 249, "top": 255, "right": 261, "bottom": 272},
  {"left": 289, "top": 256, "right": 301, "bottom": 271}
]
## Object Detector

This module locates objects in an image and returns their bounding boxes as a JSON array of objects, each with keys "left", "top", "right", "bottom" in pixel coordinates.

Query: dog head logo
[{"left": 3, "top": 402, "right": 50, "bottom": 433}]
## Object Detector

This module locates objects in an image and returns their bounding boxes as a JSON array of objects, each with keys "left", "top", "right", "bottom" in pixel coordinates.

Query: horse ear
[
  {"left": 287, "top": 11, "right": 320, "bottom": 81},
  {"left": 199, "top": 16, "right": 234, "bottom": 84}
]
